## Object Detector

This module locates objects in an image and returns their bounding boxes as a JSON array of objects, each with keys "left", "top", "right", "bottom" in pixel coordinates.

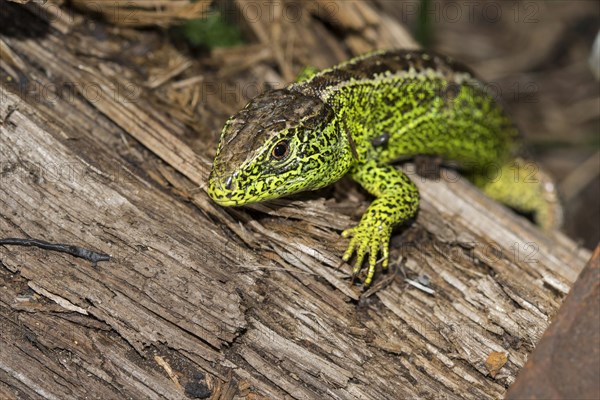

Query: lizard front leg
[{"left": 342, "top": 160, "right": 419, "bottom": 286}]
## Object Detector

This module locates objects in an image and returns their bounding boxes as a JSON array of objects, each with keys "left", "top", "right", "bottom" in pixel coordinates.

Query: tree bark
[{"left": 0, "top": 1, "right": 591, "bottom": 399}]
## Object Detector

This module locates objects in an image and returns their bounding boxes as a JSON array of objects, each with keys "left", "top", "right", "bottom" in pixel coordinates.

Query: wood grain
[{"left": 0, "top": 1, "right": 590, "bottom": 399}]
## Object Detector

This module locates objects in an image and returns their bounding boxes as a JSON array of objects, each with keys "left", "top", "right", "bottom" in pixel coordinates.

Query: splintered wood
[{"left": 0, "top": 1, "right": 592, "bottom": 399}]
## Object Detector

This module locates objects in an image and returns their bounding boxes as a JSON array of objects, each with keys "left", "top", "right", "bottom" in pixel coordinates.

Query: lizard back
[{"left": 290, "top": 49, "right": 519, "bottom": 168}]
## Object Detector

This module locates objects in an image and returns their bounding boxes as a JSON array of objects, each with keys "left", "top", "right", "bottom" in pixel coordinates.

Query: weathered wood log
[{"left": 0, "top": 1, "right": 591, "bottom": 399}]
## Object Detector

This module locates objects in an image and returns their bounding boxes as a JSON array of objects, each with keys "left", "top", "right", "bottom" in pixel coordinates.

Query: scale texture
[{"left": 208, "top": 49, "right": 561, "bottom": 285}]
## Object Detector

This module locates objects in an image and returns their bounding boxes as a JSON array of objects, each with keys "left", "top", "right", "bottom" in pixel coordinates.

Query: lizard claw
[{"left": 342, "top": 220, "right": 391, "bottom": 286}]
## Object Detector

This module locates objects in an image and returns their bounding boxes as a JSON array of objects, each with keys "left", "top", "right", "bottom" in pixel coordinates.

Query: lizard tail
[{"left": 474, "top": 158, "right": 563, "bottom": 230}]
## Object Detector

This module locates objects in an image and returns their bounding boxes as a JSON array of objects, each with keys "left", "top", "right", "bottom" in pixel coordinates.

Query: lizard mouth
[
  {"left": 207, "top": 173, "right": 264, "bottom": 207},
  {"left": 209, "top": 192, "right": 264, "bottom": 207},
  {"left": 210, "top": 197, "right": 239, "bottom": 206}
]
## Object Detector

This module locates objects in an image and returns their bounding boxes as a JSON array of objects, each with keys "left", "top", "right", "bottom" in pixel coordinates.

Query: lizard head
[{"left": 208, "top": 89, "right": 353, "bottom": 206}]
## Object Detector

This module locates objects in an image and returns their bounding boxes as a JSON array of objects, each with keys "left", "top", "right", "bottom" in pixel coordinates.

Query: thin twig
[{"left": 0, "top": 238, "right": 110, "bottom": 267}]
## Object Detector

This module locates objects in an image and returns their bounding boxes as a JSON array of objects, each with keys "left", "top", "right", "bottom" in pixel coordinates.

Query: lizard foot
[{"left": 341, "top": 220, "right": 391, "bottom": 286}]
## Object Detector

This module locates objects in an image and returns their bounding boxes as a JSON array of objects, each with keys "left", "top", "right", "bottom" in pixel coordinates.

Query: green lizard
[{"left": 207, "top": 49, "right": 562, "bottom": 286}]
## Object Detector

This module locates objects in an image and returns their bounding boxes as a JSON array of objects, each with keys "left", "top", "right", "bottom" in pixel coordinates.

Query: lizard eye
[{"left": 271, "top": 140, "right": 289, "bottom": 160}]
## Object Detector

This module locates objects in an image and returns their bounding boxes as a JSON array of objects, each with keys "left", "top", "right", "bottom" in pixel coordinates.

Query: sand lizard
[{"left": 207, "top": 49, "right": 561, "bottom": 286}]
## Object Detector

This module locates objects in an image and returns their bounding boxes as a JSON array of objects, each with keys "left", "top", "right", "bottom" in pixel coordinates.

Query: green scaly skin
[{"left": 208, "top": 49, "right": 562, "bottom": 286}]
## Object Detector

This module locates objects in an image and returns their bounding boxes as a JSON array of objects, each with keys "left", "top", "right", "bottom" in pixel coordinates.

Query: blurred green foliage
[
  {"left": 295, "top": 66, "right": 320, "bottom": 83},
  {"left": 416, "top": 0, "right": 433, "bottom": 48},
  {"left": 175, "top": 12, "right": 244, "bottom": 49}
]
